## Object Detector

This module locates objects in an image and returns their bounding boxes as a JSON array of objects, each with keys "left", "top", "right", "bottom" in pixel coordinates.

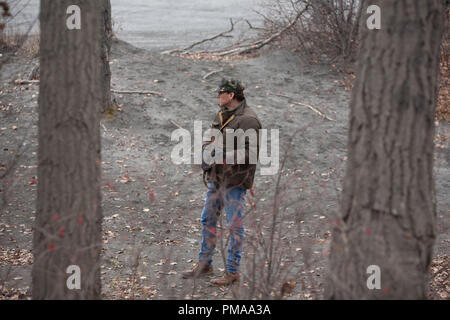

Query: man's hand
[
  {"left": 202, "top": 146, "right": 226, "bottom": 171},
  {"left": 202, "top": 148, "right": 213, "bottom": 171}
]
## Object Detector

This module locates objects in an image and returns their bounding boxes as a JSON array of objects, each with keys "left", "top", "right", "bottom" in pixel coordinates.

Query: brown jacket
[{"left": 203, "top": 99, "right": 262, "bottom": 189}]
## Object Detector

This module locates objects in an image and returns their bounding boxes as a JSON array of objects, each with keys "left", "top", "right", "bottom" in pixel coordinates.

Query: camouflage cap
[{"left": 217, "top": 78, "right": 245, "bottom": 94}]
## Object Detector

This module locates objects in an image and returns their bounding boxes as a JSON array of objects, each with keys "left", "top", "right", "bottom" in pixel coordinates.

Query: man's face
[{"left": 217, "top": 91, "right": 234, "bottom": 108}]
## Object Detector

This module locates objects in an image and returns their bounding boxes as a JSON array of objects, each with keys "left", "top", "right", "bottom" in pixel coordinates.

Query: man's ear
[{"left": 230, "top": 92, "right": 235, "bottom": 100}]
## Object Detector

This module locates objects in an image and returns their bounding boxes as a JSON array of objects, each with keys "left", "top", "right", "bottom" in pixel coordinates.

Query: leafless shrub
[
  {"left": 258, "top": 0, "right": 362, "bottom": 66},
  {"left": 203, "top": 121, "right": 344, "bottom": 300},
  {"left": 0, "top": 0, "right": 38, "bottom": 65}
]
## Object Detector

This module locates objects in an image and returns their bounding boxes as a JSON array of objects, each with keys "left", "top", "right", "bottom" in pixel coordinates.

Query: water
[{"left": 6, "top": 0, "right": 264, "bottom": 51}]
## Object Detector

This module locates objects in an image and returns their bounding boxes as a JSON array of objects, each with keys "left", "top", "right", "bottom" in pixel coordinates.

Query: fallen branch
[
  {"left": 193, "top": 34, "right": 258, "bottom": 55},
  {"left": 200, "top": 4, "right": 309, "bottom": 56},
  {"left": 245, "top": 19, "right": 267, "bottom": 31},
  {"left": 161, "top": 18, "right": 235, "bottom": 55},
  {"left": 275, "top": 93, "right": 336, "bottom": 121},
  {"left": 14, "top": 79, "right": 39, "bottom": 85},
  {"left": 111, "top": 89, "right": 162, "bottom": 97},
  {"left": 203, "top": 68, "right": 223, "bottom": 80},
  {"left": 12, "top": 81, "right": 163, "bottom": 97}
]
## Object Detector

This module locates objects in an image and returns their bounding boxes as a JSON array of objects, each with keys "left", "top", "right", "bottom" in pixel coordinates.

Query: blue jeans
[{"left": 198, "top": 183, "right": 246, "bottom": 273}]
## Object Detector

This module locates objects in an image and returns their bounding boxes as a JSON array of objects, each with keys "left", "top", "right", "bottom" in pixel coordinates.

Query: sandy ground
[{"left": 0, "top": 38, "right": 449, "bottom": 300}]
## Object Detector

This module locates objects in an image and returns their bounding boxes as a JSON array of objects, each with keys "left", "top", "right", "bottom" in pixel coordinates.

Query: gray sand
[{"left": 0, "top": 38, "right": 448, "bottom": 299}]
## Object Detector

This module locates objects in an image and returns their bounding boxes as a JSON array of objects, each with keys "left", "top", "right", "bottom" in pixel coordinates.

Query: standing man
[{"left": 182, "top": 79, "right": 262, "bottom": 286}]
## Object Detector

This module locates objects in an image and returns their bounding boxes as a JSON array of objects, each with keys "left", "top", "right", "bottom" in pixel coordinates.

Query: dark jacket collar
[{"left": 225, "top": 99, "right": 246, "bottom": 116}]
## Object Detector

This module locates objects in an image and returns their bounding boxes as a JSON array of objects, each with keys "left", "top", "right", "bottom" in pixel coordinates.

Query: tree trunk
[
  {"left": 100, "top": 0, "right": 112, "bottom": 113},
  {"left": 33, "top": 0, "right": 103, "bottom": 299},
  {"left": 326, "top": 0, "right": 445, "bottom": 299}
]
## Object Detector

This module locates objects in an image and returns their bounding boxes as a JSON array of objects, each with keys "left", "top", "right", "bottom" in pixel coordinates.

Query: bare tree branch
[
  {"left": 111, "top": 88, "right": 163, "bottom": 97},
  {"left": 275, "top": 93, "right": 336, "bottom": 121},
  {"left": 207, "top": 4, "right": 309, "bottom": 56},
  {"left": 161, "top": 18, "right": 235, "bottom": 55}
]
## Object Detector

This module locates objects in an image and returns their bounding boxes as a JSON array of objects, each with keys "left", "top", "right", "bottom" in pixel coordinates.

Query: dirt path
[{"left": 0, "top": 39, "right": 449, "bottom": 299}]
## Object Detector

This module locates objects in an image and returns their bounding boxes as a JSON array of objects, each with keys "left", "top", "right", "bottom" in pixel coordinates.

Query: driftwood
[
  {"left": 111, "top": 89, "right": 162, "bottom": 97},
  {"left": 203, "top": 68, "right": 223, "bottom": 80},
  {"left": 13, "top": 80, "right": 163, "bottom": 97},
  {"left": 161, "top": 18, "right": 235, "bottom": 55},
  {"left": 14, "top": 79, "right": 40, "bottom": 85},
  {"left": 276, "top": 93, "right": 336, "bottom": 121},
  {"left": 165, "top": 5, "right": 309, "bottom": 57},
  {"left": 212, "top": 5, "right": 309, "bottom": 56}
]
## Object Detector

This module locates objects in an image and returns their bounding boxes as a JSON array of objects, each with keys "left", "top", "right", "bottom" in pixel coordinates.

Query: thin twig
[
  {"left": 14, "top": 79, "right": 39, "bottom": 85},
  {"left": 245, "top": 19, "right": 267, "bottom": 31},
  {"left": 161, "top": 18, "right": 235, "bottom": 55},
  {"left": 205, "top": 4, "right": 309, "bottom": 56},
  {"left": 111, "top": 89, "right": 162, "bottom": 97},
  {"left": 203, "top": 68, "right": 223, "bottom": 80},
  {"left": 275, "top": 93, "right": 336, "bottom": 121},
  {"left": 12, "top": 81, "right": 164, "bottom": 97}
]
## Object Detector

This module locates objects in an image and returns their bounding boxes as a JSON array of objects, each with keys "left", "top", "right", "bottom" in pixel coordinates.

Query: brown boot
[
  {"left": 182, "top": 262, "right": 213, "bottom": 279},
  {"left": 211, "top": 271, "right": 240, "bottom": 286}
]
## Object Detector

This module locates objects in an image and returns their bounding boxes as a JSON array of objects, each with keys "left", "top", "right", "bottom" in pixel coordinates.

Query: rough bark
[
  {"left": 100, "top": 0, "right": 112, "bottom": 113},
  {"left": 33, "top": 0, "right": 103, "bottom": 299},
  {"left": 326, "top": 0, "right": 445, "bottom": 299}
]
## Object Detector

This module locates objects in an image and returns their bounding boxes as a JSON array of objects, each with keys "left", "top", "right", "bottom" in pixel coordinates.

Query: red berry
[{"left": 58, "top": 227, "right": 65, "bottom": 238}]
